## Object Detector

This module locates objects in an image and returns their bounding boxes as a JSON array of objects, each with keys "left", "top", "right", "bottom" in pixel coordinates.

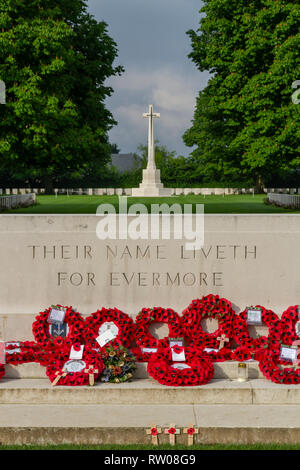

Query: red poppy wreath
[
  {"left": 233, "top": 305, "right": 281, "bottom": 351},
  {"left": 258, "top": 349, "right": 300, "bottom": 385},
  {"left": 181, "top": 294, "right": 234, "bottom": 349},
  {"left": 0, "top": 365, "right": 4, "bottom": 381},
  {"left": 134, "top": 307, "right": 184, "bottom": 350},
  {"left": 84, "top": 308, "right": 134, "bottom": 350},
  {"left": 46, "top": 345, "right": 104, "bottom": 386},
  {"left": 5, "top": 341, "right": 42, "bottom": 366},
  {"left": 147, "top": 346, "right": 214, "bottom": 386},
  {"left": 32, "top": 305, "right": 84, "bottom": 347},
  {"left": 280, "top": 305, "right": 300, "bottom": 346}
]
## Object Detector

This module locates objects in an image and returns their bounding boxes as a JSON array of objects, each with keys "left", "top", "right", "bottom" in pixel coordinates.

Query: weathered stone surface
[{"left": 0, "top": 215, "right": 299, "bottom": 316}]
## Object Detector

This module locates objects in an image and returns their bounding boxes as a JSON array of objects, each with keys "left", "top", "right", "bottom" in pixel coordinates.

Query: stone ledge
[
  {"left": 0, "top": 378, "right": 300, "bottom": 405},
  {"left": 0, "top": 404, "right": 300, "bottom": 445},
  {"left": 3, "top": 360, "right": 264, "bottom": 379}
]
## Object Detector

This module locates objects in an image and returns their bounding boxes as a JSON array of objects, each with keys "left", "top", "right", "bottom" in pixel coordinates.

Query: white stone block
[
  {"left": 183, "top": 188, "right": 192, "bottom": 195},
  {"left": 106, "top": 188, "right": 115, "bottom": 196},
  {"left": 175, "top": 188, "right": 183, "bottom": 195}
]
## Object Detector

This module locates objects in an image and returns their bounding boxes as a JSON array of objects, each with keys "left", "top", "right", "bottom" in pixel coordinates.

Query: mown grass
[
  {"left": 3, "top": 194, "right": 300, "bottom": 214},
  {"left": 1, "top": 443, "right": 300, "bottom": 450}
]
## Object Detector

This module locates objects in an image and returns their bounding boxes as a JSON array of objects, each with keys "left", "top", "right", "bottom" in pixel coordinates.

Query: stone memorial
[
  {"left": 132, "top": 105, "right": 172, "bottom": 197},
  {"left": 0, "top": 214, "right": 299, "bottom": 341}
]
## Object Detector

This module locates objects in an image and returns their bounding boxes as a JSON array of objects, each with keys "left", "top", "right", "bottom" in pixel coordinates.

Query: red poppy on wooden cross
[
  {"left": 146, "top": 424, "right": 162, "bottom": 445},
  {"left": 164, "top": 424, "right": 180, "bottom": 445},
  {"left": 183, "top": 423, "right": 199, "bottom": 446},
  {"left": 51, "top": 369, "right": 68, "bottom": 386},
  {"left": 84, "top": 366, "right": 99, "bottom": 386},
  {"left": 217, "top": 334, "right": 229, "bottom": 350}
]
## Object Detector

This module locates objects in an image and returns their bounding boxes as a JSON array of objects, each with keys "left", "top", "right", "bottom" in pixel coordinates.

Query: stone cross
[
  {"left": 183, "top": 424, "right": 199, "bottom": 446},
  {"left": 143, "top": 104, "right": 160, "bottom": 170},
  {"left": 146, "top": 423, "right": 162, "bottom": 445}
]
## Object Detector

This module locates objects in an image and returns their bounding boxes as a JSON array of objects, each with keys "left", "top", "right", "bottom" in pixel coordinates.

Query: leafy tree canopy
[
  {"left": 184, "top": 0, "right": 300, "bottom": 188},
  {"left": 0, "top": 0, "right": 123, "bottom": 192}
]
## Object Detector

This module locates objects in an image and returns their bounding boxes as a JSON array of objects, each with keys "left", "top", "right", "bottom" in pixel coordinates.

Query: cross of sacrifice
[
  {"left": 143, "top": 104, "right": 160, "bottom": 170},
  {"left": 217, "top": 334, "right": 229, "bottom": 350},
  {"left": 146, "top": 423, "right": 162, "bottom": 445},
  {"left": 164, "top": 423, "right": 180, "bottom": 445},
  {"left": 183, "top": 424, "right": 199, "bottom": 446}
]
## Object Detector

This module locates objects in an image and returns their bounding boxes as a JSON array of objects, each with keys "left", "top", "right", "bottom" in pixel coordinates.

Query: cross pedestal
[{"left": 132, "top": 104, "right": 172, "bottom": 197}]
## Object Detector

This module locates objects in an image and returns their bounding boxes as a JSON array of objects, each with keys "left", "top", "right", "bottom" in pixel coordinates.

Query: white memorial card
[
  {"left": 98, "top": 322, "right": 119, "bottom": 337},
  {"left": 64, "top": 360, "right": 86, "bottom": 373},
  {"left": 171, "top": 347, "right": 186, "bottom": 362},
  {"left": 169, "top": 337, "right": 184, "bottom": 348},
  {"left": 246, "top": 308, "right": 262, "bottom": 325},
  {"left": 96, "top": 329, "right": 115, "bottom": 348},
  {"left": 280, "top": 345, "right": 298, "bottom": 362},
  {"left": 142, "top": 347, "right": 157, "bottom": 354},
  {"left": 48, "top": 306, "right": 66, "bottom": 324},
  {"left": 171, "top": 363, "right": 191, "bottom": 370},
  {"left": 69, "top": 345, "right": 84, "bottom": 360}
]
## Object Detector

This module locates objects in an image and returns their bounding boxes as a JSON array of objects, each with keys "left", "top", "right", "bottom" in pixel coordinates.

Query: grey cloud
[{"left": 87, "top": 0, "right": 208, "bottom": 156}]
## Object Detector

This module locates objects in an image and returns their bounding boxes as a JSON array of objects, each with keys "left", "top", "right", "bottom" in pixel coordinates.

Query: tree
[
  {"left": 0, "top": 0, "right": 123, "bottom": 192},
  {"left": 184, "top": 0, "right": 300, "bottom": 188},
  {"left": 134, "top": 142, "right": 197, "bottom": 186}
]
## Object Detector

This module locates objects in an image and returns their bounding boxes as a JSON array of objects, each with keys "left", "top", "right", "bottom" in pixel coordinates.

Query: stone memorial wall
[{"left": 0, "top": 214, "right": 299, "bottom": 341}]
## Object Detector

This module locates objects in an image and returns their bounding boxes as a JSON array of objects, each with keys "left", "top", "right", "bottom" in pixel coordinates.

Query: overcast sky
[{"left": 87, "top": 0, "right": 209, "bottom": 157}]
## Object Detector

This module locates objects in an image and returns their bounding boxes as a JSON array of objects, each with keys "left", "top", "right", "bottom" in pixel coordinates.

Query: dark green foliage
[
  {"left": 0, "top": 0, "right": 123, "bottom": 192},
  {"left": 184, "top": 0, "right": 300, "bottom": 187}
]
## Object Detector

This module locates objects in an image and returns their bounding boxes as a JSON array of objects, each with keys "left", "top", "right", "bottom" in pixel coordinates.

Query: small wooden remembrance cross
[
  {"left": 84, "top": 365, "right": 99, "bottom": 386},
  {"left": 51, "top": 369, "right": 68, "bottom": 386},
  {"left": 146, "top": 423, "right": 162, "bottom": 445},
  {"left": 217, "top": 334, "right": 229, "bottom": 350},
  {"left": 183, "top": 423, "right": 199, "bottom": 446},
  {"left": 164, "top": 423, "right": 180, "bottom": 445}
]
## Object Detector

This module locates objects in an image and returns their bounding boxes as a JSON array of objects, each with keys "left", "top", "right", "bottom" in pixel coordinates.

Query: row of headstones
[
  {"left": 1, "top": 188, "right": 299, "bottom": 196},
  {"left": 268, "top": 192, "right": 300, "bottom": 208}
]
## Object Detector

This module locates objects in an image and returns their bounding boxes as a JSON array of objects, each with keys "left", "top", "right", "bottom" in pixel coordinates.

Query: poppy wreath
[
  {"left": 258, "top": 349, "right": 300, "bottom": 384},
  {"left": 0, "top": 365, "right": 4, "bottom": 380},
  {"left": 202, "top": 347, "right": 234, "bottom": 362},
  {"left": 37, "top": 337, "right": 72, "bottom": 367},
  {"left": 46, "top": 345, "right": 104, "bottom": 386},
  {"left": 129, "top": 346, "right": 154, "bottom": 362},
  {"left": 5, "top": 341, "right": 43, "bottom": 365},
  {"left": 181, "top": 295, "right": 234, "bottom": 349},
  {"left": 84, "top": 308, "right": 134, "bottom": 350},
  {"left": 232, "top": 306, "right": 281, "bottom": 351},
  {"left": 147, "top": 346, "right": 214, "bottom": 386},
  {"left": 32, "top": 305, "right": 84, "bottom": 347},
  {"left": 135, "top": 307, "right": 184, "bottom": 350},
  {"left": 280, "top": 306, "right": 300, "bottom": 346}
]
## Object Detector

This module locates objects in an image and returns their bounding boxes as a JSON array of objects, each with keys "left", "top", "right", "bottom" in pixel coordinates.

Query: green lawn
[
  {"left": 1, "top": 443, "right": 300, "bottom": 450},
  {"left": 3, "top": 194, "right": 300, "bottom": 214}
]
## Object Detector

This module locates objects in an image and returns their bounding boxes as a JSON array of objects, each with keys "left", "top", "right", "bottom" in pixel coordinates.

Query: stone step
[
  {"left": 0, "top": 403, "right": 300, "bottom": 445},
  {"left": 4, "top": 360, "right": 264, "bottom": 380},
  {"left": 0, "top": 378, "right": 299, "bottom": 405}
]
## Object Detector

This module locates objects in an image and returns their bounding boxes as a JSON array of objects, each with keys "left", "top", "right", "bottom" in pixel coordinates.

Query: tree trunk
[{"left": 255, "top": 174, "right": 264, "bottom": 193}]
